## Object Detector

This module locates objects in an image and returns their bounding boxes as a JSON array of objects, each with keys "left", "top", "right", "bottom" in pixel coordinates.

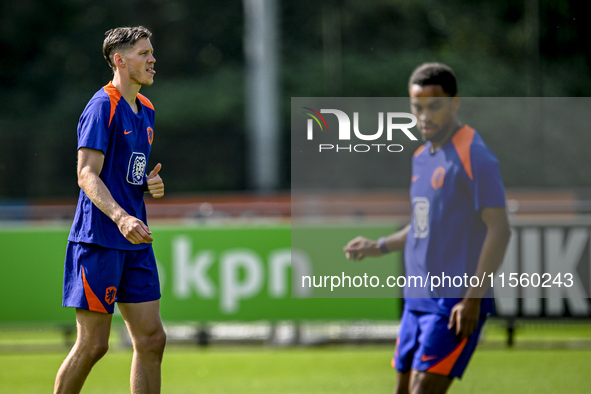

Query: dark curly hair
[{"left": 408, "top": 62, "right": 457, "bottom": 96}]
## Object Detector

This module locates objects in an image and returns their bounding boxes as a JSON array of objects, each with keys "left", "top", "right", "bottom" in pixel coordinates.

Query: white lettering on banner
[
  {"left": 172, "top": 236, "right": 216, "bottom": 299},
  {"left": 170, "top": 236, "right": 313, "bottom": 314},
  {"left": 494, "top": 229, "right": 518, "bottom": 316},
  {"left": 522, "top": 228, "right": 542, "bottom": 316},
  {"left": 268, "top": 249, "right": 313, "bottom": 298},
  {"left": 269, "top": 249, "right": 290, "bottom": 298},
  {"left": 495, "top": 226, "right": 590, "bottom": 317},
  {"left": 544, "top": 228, "right": 589, "bottom": 316},
  {"left": 220, "top": 249, "right": 264, "bottom": 314},
  {"left": 156, "top": 262, "right": 166, "bottom": 293}
]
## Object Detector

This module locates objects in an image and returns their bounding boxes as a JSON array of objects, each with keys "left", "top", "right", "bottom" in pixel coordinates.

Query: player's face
[
  {"left": 409, "top": 84, "right": 459, "bottom": 142},
  {"left": 122, "top": 38, "right": 156, "bottom": 86}
]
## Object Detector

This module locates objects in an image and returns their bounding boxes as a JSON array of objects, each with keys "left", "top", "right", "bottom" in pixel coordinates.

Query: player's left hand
[
  {"left": 147, "top": 163, "right": 164, "bottom": 198},
  {"left": 448, "top": 298, "right": 480, "bottom": 339}
]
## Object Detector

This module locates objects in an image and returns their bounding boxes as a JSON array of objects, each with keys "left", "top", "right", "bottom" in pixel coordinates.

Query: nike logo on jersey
[
  {"left": 421, "top": 354, "right": 438, "bottom": 362},
  {"left": 124, "top": 129, "right": 133, "bottom": 135}
]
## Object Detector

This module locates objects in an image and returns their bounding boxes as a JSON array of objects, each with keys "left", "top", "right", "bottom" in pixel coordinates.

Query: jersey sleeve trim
[
  {"left": 137, "top": 93, "right": 154, "bottom": 111},
  {"left": 451, "top": 125, "right": 475, "bottom": 180},
  {"left": 103, "top": 82, "right": 122, "bottom": 128},
  {"left": 413, "top": 144, "right": 427, "bottom": 157}
]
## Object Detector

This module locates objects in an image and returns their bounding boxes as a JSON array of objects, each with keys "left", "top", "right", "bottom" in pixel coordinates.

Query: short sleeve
[
  {"left": 470, "top": 144, "right": 506, "bottom": 211},
  {"left": 77, "top": 96, "right": 111, "bottom": 154}
]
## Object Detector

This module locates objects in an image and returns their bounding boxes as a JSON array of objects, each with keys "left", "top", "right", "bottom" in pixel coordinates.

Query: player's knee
[
  {"left": 91, "top": 342, "right": 109, "bottom": 361},
  {"left": 78, "top": 340, "right": 109, "bottom": 363},
  {"left": 134, "top": 327, "right": 166, "bottom": 358},
  {"left": 151, "top": 328, "right": 167, "bottom": 356}
]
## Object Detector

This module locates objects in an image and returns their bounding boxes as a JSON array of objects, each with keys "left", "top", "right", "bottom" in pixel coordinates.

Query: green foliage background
[{"left": 0, "top": 0, "right": 589, "bottom": 198}]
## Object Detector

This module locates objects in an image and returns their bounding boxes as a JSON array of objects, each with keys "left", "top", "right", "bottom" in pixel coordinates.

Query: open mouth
[{"left": 147, "top": 67, "right": 156, "bottom": 75}]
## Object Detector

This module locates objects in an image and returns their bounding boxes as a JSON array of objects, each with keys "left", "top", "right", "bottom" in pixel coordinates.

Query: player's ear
[
  {"left": 452, "top": 95, "right": 460, "bottom": 112},
  {"left": 114, "top": 53, "right": 126, "bottom": 68}
]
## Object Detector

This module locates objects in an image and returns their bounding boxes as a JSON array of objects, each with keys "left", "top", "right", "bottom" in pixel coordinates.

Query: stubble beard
[{"left": 129, "top": 66, "right": 154, "bottom": 87}]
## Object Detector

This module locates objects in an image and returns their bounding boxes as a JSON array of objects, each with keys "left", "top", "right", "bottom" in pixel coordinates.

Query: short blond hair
[{"left": 103, "top": 26, "right": 152, "bottom": 71}]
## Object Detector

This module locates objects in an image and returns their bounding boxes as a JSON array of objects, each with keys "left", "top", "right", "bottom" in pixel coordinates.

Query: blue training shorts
[
  {"left": 62, "top": 241, "right": 161, "bottom": 314},
  {"left": 392, "top": 308, "right": 486, "bottom": 379}
]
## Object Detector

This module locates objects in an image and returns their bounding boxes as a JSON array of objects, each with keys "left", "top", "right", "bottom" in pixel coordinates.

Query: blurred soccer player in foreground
[
  {"left": 344, "top": 63, "right": 511, "bottom": 394},
  {"left": 55, "top": 26, "right": 166, "bottom": 394}
]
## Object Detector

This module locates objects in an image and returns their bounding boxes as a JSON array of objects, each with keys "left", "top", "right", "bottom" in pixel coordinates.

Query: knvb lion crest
[
  {"left": 431, "top": 166, "right": 446, "bottom": 190},
  {"left": 412, "top": 197, "right": 430, "bottom": 238},
  {"left": 147, "top": 127, "right": 154, "bottom": 145},
  {"left": 127, "top": 152, "right": 146, "bottom": 185},
  {"left": 105, "top": 286, "right": 117, "bottom": 305}
]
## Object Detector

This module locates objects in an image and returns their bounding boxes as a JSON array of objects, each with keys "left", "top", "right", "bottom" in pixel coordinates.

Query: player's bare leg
[
  {"left": 119, "top": 300, "right": 166, "bottom": 394},
  {"left": 394, "top": 371, "right": 411, "bottom": 394},
  {"left": 54, "top": 308, "right": 112, "bottom": 394},
  {"left": 409, "top": 370, "right": 453, "bottom": 394}
]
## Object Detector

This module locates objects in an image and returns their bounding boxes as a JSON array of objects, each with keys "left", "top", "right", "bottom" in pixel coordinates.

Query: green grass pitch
[{"left": 0, "top": 345, "right": 590, "bottom": 393}]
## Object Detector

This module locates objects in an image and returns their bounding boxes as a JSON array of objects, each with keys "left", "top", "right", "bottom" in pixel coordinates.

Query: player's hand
[
  {"left": 448, "top": 298, "right": 480, "bottom": 339},
  {"left": 117, "top": 215, "right": 154, "bottom": 244},
  {"left": 147, "top": 163, "right": 164, "bottom": 198},
  {"left": 343, "top": 236, "right": 382, "bottom": 261}
]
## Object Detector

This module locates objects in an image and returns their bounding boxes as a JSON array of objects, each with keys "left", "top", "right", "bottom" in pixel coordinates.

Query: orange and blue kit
[
  {"left": 62, "top": 82, "right": 160, "bottom": 313},
  {"left": 63, "top": 242, "right": 160, "bottom": 314},
  {"left": 393, "top": 308, "right": 486, "bottom": 379},
  {"left": 393, "top": 125, "right": 506, "bottom": 377}
]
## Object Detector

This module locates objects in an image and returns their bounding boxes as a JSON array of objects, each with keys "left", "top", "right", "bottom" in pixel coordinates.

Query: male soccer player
[
  {"left": 54, "top": 26, "right": 166, "bottom": 394},
  {"left": 343, "top": 63, "right": 511, "bottom": 394}
]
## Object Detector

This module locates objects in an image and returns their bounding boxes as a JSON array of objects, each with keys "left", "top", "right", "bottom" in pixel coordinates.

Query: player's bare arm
[
  {"left": 146, "top": 162, "right": 164, "bottom": 198},
  {"left": 448, "top": 207, "right": 511, "bottom": 338},
  {"left": 344, "top": 224, "right": 411, "bottom": 261},
  {"left": 77, "top": 147, "right": 154, "bottom": 244}
]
